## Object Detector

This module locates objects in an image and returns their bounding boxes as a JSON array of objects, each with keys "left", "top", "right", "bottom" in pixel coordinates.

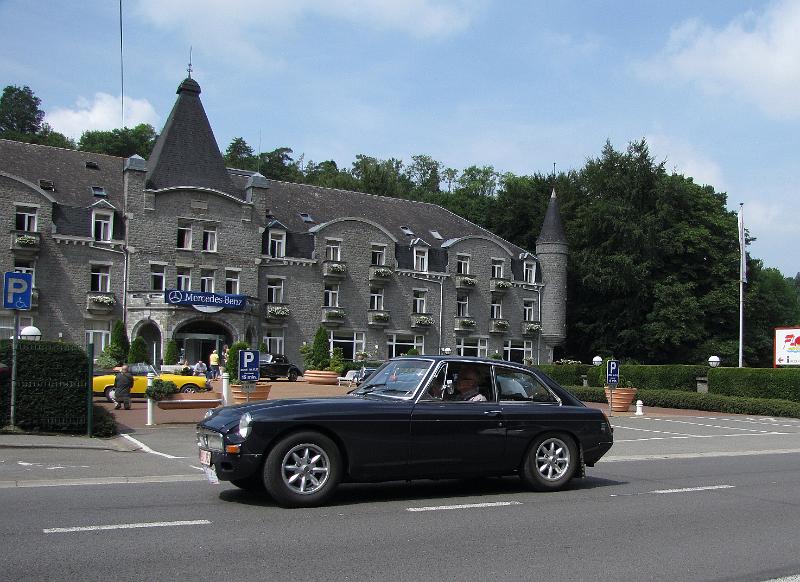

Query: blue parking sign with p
[
  {"left": 3, "top": 272, "right": 33, "bottom": 310},
  {"left": 606, "top": 359, "right": 620, "bottom": 386},
  {"left": 239, "top": 349, "right": 260, "bottom": 382}
]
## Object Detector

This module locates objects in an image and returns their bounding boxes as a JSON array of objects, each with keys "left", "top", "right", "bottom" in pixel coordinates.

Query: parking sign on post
[
  {"left": 239, "top": 349, "right": 260, "bottom": 382},
  {"left": 4, "top": 272, "right": 32, "bottom": 310},
  {"left": 606, "top": 359, "right": 620, "bottom": 386}
]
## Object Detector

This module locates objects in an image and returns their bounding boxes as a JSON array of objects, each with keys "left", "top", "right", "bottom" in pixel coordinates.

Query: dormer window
[
  {"left": 268, "top": 230, "right": 285, "bottom": 258},
  {"left": 400, "top": 226, "right": 414, "bottom": 236},
  {"left": 92, "top": 210, "right": 113, "bottom": 242},
  {"left": 299, "top": 212, "right": 314, "bottom": 223},
  {"left": 91, "top": 186, "right": 107, "bottom": 197},
  {"left": 38, "top": 179, "right": 54, "bottom": 191},
  {"left": 524, "top": 261, "right": 535, "bottom": 284},
  {"left": 85, "top": 161, "right": 100, "bottom": 170},
  {"left": 414, "top": 248, "right": 428, "bottom": 272}
]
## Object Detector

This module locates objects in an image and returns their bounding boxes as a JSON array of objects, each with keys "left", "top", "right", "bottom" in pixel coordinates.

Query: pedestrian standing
[
  {"left": 209, "top": 349, "right": 220, "bottom": 379},
  {"left": 113, "top": 364, "right": 134, "bottom": 410}
]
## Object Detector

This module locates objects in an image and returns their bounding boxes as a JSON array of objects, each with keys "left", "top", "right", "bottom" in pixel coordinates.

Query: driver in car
[{"left": 452, "top": 369, "right": 487, "bottom": 402}]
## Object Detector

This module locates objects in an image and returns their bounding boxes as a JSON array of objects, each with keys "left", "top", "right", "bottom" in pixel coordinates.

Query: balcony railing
[
  {"left": 321, "top": 306, "right": 346, "bottom": 326},
  {"left": 368, "top": 265, "right": 394, "bottom": 286},
  {"left": 368, "top": 309, "right": 391, "bottom": 327},
  {"left": 322, "top": 260, "right": 348, "bottom": 280},
  {"left": 11, "top": 231, "right": 41, "bottom": 255},
  {"left": 86, "top": 291, "right": 117, "bottom": 313},
  {"left": 454, "top": 274, "right": 478, "bottom": 291},
  {"left": 490, "top": 318, "right": 510, "bottom": 334},
  {"left": 454, "top": 316, "right": 477, "bottom": 332},
  {"left": 490, "top": 278, "right": 513, "bottom": 294}
]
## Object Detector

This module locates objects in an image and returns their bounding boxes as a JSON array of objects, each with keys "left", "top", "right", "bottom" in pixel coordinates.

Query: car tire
[
  {"left": 181, "top": 384, "right": 199, "bottom": 393},
  {"left": 263, "top": 431, "right": 342, "bottom": 508},
  {"left": 230, "top": 474, "right": 266, "bottom": 492},
  {"left": 520, "top": 433, "right": 577, "bottom": 492},
  {"left": 103, "top": 387, "right": 115, "bottom": 403},
  {"left": 287, "top": 370, "right": 298, "bottom": 382},
  {"left": 269, "top": 377, "right": 278, "bottom": 382}
]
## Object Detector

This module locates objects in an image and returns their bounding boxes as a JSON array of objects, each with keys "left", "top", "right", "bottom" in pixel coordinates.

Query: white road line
[
  {"left": 120, "top": 434, "right": 182, "bottom": 459},
  {"left": 615, "top": 432, "right": 788, "bottom": 443},
  {"left": 650, "top": 485, "right": 735, "bottom": 494},
  {"left": 407, "top": 501, "right": 522, "bottom": 512},
  {"left": 636, "top": 418, "right": 778, "bottom": 433},
  {"left": 0, "top": 474, "right": 206, "bottom": 488},
  {"left": 43, "top": 519, "right": 211, "bottom": 534},
  {"left": 604, "top": 448, "right": 800, "bottom": 462}
]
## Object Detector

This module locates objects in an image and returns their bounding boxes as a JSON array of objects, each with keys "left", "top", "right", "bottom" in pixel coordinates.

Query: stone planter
[
  {"left": 304, "top": 370, "right": 339, "bottom": 385},
  {"left": 604, "top": 387, "right": 638, "bottom": 412},
  {"left": 231, "top": 382, "right": 272, "bottom": 404},
  {"left": 156, "top": 392, "right": 223, "bottom": 410}
]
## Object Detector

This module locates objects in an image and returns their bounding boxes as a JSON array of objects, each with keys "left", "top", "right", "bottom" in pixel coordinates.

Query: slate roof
[
  {"left": 536, "top": 189, "right": 567, "bottom": 245},
  {"left": 146, "top": 78, "right": 240, "bottom": 197}
]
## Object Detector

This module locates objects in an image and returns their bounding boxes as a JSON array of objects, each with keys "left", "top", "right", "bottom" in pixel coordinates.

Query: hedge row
[
  {"left": 708, "top": 367, "right": 800, "bottom": 403},
  {"left": 538, "top": 364, "right": 705, "bottom": 391},
  {"left": 0, "top": 340, "right": 117, "bottom": 436},
  {"left": 566, "top": 386, "right": 800, "bottom": 418}
]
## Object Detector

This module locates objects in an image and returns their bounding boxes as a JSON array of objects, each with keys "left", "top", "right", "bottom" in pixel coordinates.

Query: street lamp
[
  {"left": 708, "top": 355, "right": 721, "bottom": 368},
  {"left": 19, "top": 326, "right": 42, "bottom": 341},
  {"left": 592, "top": 355, "right": 602, "bottom": 366}
]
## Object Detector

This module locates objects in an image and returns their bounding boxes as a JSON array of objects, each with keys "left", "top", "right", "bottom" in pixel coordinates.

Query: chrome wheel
[
  {"left": 281, "top": 443, "right": 330, "bottom": 495},
  {"left": 535, "top": 437, "right": 570, "bottom": 481}
]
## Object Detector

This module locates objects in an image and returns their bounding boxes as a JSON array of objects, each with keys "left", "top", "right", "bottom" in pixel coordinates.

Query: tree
[
  {"left": 743, "top": 263, "right": 800, "bottom": 366},
  {"left": 306, "top": 326, "right": 330, "bottom": 371},
  {"left": 442, "top": 168, "right": 458, "bottom": 193},
  {"left": 351, "top": 155, "right": 412, "bottom": 198},
  {"left": 303, "top": 159, "right": 360, "bottom": 190},
  {"left": 107, "top": 321, "right": 130, "bottom": 365},
  {"left": 0, "top": 85, "right": 44, "bottom": 135},
  {"left": 456, "top": 165, "right": 499, "bottom": 197},
  {"left": 78, "top": 123, "right": 157, "bottom": 158},
  {"left": 225, "top": 341, "right": 251, "bottom": 381},
  {"left": 406, "top": 154, "right": 442, "bottom": 193},
  {"left": 258, "top": 147, "right": 303, "bottom": 182},
  {"left": 128, "top": 336, "right": 150, "bottom": 364},
  {"left": 163, "top": 340, "right": 179, "bottom": 365},
  {"left": 224, "top": 137, "right": 257, "bottom": 170}
]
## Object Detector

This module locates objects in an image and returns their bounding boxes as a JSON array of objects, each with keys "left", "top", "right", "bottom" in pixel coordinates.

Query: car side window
[
  {"left": 129, "top": 364, "right": 146, "bottom": 376},
  {"left": 496, "top": 368, "right": 558, "bottom": 403}
]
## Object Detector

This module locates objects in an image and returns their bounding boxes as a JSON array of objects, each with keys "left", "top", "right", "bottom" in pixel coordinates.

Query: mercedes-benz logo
[{"left": 168, "top": 290, "right": 183, "bottom": 303}]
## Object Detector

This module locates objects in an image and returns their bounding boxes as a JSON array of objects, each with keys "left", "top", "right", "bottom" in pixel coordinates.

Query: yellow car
[{"left": 93, "top": 363, "right": 211, "bottom": 402}]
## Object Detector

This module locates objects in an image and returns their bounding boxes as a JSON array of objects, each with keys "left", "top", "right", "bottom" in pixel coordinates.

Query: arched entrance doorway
[
  {"left": 137, "top": 321, "right": 162, "bottom": 366},
  {"left": 173, "top": 319, "right": 233, "bottom": 369}
]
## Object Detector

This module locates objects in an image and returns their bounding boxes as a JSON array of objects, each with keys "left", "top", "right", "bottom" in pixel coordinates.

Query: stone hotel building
[{"left": 0, "top": 77, "right": 567, "bottom": 367}]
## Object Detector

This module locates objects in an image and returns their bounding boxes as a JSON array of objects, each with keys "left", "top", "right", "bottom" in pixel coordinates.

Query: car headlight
[
  {"left": 204, "top": 408, "right": 214, "bottom": 419},
  {"left": 238, "top": 412, "right": 253, "bottom": 439}
]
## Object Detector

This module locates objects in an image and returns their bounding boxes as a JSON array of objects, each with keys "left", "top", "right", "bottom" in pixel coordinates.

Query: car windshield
[
  {"left": 261, "top": 354, "right": 274, "bottom": 364},
  {"left": 352, "top": 359, "right": 433, "bottom": 398}
]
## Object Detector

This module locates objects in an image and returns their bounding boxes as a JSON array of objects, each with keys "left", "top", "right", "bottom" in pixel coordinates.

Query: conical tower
[{"left": 535, "top": 188, "right": 568, "bottom": 362}]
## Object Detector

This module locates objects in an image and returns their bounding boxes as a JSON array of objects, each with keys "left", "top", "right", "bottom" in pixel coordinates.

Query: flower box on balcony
[
  {"left": 454, "top": 274, "right": 478, "bottom": 290},
  {"left": 12, "top": 231, "right": 41, "bottom": 254},
  {"left": 522, "top": 322, "right": 542, "bottom": 336},
  {"left": 454, "top": 317, "right": 477, "bottom": 331},
  {"left": 411, "top": 314, "right": 435, "bottom": 328},
  {"left": 368, "top": 310, "right": 391, "bottom": 326},
  {"left": 86, "top": 293, "right": 116, "bottom": 313},
  {"left": 323, "top": 261, "right": 347, "bottom": 279},
  {"left": 490, "top": 278, "right": 513, "bottom": 293},
  {"left": 490, "top": 319, "right": 510, "bottom": 333},
  {"left": 322, "top": 307, "right": 346, "bottom": 326},
  {"left": 369, "top": 265, "right": 394, "bottom": 285}
]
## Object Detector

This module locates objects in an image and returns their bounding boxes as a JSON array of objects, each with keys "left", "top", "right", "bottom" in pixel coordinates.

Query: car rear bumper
[{"left": 583, "top": 440, "right": 613, "bottom": 466}]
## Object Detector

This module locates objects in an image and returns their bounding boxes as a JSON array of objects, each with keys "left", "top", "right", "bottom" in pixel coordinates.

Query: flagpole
[{"left": 738, "top": 203, "right": 745, "bottom": 368}]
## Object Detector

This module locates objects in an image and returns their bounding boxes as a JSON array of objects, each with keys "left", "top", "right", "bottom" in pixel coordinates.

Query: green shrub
[
  {"left": 92, "top": 404, "right": 118, "bottom": 437},
  {"left": 145, "top": 379, "right": 177, "bottom": 401},
  {"left": 537, "top": 363, "right": 591, "bottom": 386},
  {"left": 327, "top": 347, "right": 345, "bottom": 374},
  {"left": 94, "top": 347, "right": 119, "bottom": 371},
  {"left": 259, "top": 341, "right": 268, "bottom": 353},
  {"left": 404, "top": 348, "right": 420, "bottom": 356},
  {"left": 224, "top": 341, "right": 250, "bottom": 381},
  {"left": 106, "top": 321, "right": 129, "bottom": 365},
  {"left": 301, "top": 327, "right": 330, "bottom": 371},
  {"left": 580, "top": 363, "right": 705, "bottom": 390},
  {"left": 127, "top": 336, "right": 150, "bottom": 365},
  {"left": 709, "top": 367, "right": 800, "bottom": 402},
  {"left": 163, "top": 340, "right": 179, "bottom": 365}
]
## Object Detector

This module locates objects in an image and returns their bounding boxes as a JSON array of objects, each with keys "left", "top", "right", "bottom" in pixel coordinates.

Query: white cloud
[
  {"left": 640, "top": 0, "right": 800, "bottom": 119},
  {"left": 645, "top": 134, "right": 724, "bottom": 188},
  {"left": 46, "top": 93, "right": 160, "bottom": 139}
]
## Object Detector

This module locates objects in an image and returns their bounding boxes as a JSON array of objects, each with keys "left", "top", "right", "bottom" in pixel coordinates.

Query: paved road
[{"left": 2, "top": 413, "right": 800, "bottom": 581}]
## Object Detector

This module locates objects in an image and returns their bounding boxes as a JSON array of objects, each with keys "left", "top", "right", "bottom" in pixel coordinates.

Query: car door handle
[{"left": 484, "top": 410, "right": 502, "bottom": 416}]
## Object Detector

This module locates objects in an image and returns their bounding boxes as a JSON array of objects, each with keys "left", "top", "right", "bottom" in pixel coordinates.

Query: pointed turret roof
[
  {"left": 146, "top": 77, "right": 238, "bottom": 195},
  {"left": 536, "top": 188, "right": 567, "bottom": 245}
]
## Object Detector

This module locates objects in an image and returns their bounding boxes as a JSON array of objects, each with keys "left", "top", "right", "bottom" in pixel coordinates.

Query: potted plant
[
  {"left": 604, "top": 380, "right": 638, "bottom": 413},
  {"left": 302, "top": 326, "right": 339, "bottom": 385}
]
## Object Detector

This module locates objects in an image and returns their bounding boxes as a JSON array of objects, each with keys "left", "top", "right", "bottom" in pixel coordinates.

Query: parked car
[
  {"left": 258, "top": 354, "right": 302, "bottom": 381},
  {"left": 197, "top": 356, "right": 613, "bottom": 507},
  {"left": 93, "top": 363, "right": 211, "bottom": 402}
]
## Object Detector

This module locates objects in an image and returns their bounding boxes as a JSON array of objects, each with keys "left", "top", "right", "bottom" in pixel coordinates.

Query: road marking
[
  {"left": 604, "top": 448, "right": 800, "bottom": 462},
  {"left": 120, "top": 434, "right": 184, "bottom": 459},
  {"left": 627, "top": 418, "right": 780, "bottom": 434},
  {"left": 0, "top": 474, "right": 206, "bottom": 488},
  {"left": 43, "top": 519, "right": 211, "bottom": 534},
  {"left": 650, "top": 484, "right": 735, "bottom": 494},
  {"left": 614, "top": 432, "right": 789, "bottom": 443},
  {"left": 407, "top": 501, "right": 522, "bottom": 512}
]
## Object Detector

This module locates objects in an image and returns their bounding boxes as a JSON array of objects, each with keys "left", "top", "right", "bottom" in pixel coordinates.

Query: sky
[{"left": 1, "top": 0, "right": 797, "bottom": 276}]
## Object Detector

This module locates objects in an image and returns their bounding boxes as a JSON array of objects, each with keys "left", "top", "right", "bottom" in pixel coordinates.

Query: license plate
[{"left": 199, "top": 449, "right": 211, "bottom": 466}]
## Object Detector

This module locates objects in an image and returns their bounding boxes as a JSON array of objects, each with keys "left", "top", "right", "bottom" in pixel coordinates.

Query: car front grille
[{"left": 196, "top": 428, "right": 224, "bottom": 452}]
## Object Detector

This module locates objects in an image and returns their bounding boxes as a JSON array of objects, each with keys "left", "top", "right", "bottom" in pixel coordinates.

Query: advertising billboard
[{"left": 774, "top": 327, "right": 800, "bottom": 367}]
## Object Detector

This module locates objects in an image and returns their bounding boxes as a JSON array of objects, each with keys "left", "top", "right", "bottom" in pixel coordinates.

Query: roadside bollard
[
  {"left": 146, "top": 372, "right": 156, "bottom": 426},
  {"left": 222, "top": 372, "right": 231, "bottom": 406},
  {"left": 635, "top": 399, "right": 644, "bottom": 416}
]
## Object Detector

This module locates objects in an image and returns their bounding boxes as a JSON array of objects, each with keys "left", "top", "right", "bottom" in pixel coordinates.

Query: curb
[{"left": 0, "top": 435, "right": 140, "bottom": 452}]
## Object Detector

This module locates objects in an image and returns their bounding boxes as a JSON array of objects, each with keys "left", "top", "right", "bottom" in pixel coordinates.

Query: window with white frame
[
  {"left": 456, "top": 293, "right": 469, "bottom": 317},
  {"left": 202, "top": 227, "right": 217, "bottom": 252},
  {"left": 177, "top": 224, "right": 192, "bottom": 249},
  {"left": 268, "top": 230, "right": 285, "bottom": 257},
  {"left": 492, "top": 259, "right": 504, "bottom": 279},
  {"left": 491, "top": 299, "right": 503, "bottom": 319},
  {"left": 413, "top": 289, "right": 427, "bottom": 314},
  {"left": 523, "top": 299, "right": 536, "bottom": 322},
  {"left": 414, "top": 248, "right": 428, "bottom": 272},
  {"left": 371, "top": 244, "right": 386, "bottom": 266},
  {"left": 225, "top": 270, "right": 240, "bottom": 294},
  {"left": 150, "top": 264, "right": 165, "bottom": 291},
  {"left": 200, "top": 269, "right": 215, "bottom": 293},
  {"left": 92, "top": 211, "right": 113, "bottom": 242},
  {"left": 177, "top": 267, "right": 191, "bottom": 291},
  {"left": 524, "top": 261, "right": 535, "bottom": 284},
  {"left": 263, "top": 329, "right": 285, "bottom": 355},
  {"left": 455, "top": 337, "right": 488, "bottom": 357},
  {"left": 90, "top": 265, "right": 110, "bottom": 292},
  {"left": 503, "top": 340, "right": 534, "bottom": 364},
  {"left": 325, "top": 239, "right": 341, "bottom": 261},
  {"left": 15, "top": 206, "right": 37, "bottom": 232},
  {"left": 1, "top": 315, "right": 33, "bottom": 340},
  {"left": 370, "top": 287, "right": 384, "bottom": 311},
  {"left": 267, "top": 278, "right": 284, "bottom": 303},
  {"left": 14, "top": 260, "right": 35, "bottom": 287},
  {"left": 324, "top": 283, "right": 339, "bottom": 307},
  {"left": 387, "top": 334, "right": 424, "bottom": 358},
  {"left": 331, "top": 331, "right": 365, "bottom": 361},
  {"left": 457, "top": 254, "right": 470, "bottom": 275},
  {"left": 85, "top": 320, "right": 112, "bottom": 352}
]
